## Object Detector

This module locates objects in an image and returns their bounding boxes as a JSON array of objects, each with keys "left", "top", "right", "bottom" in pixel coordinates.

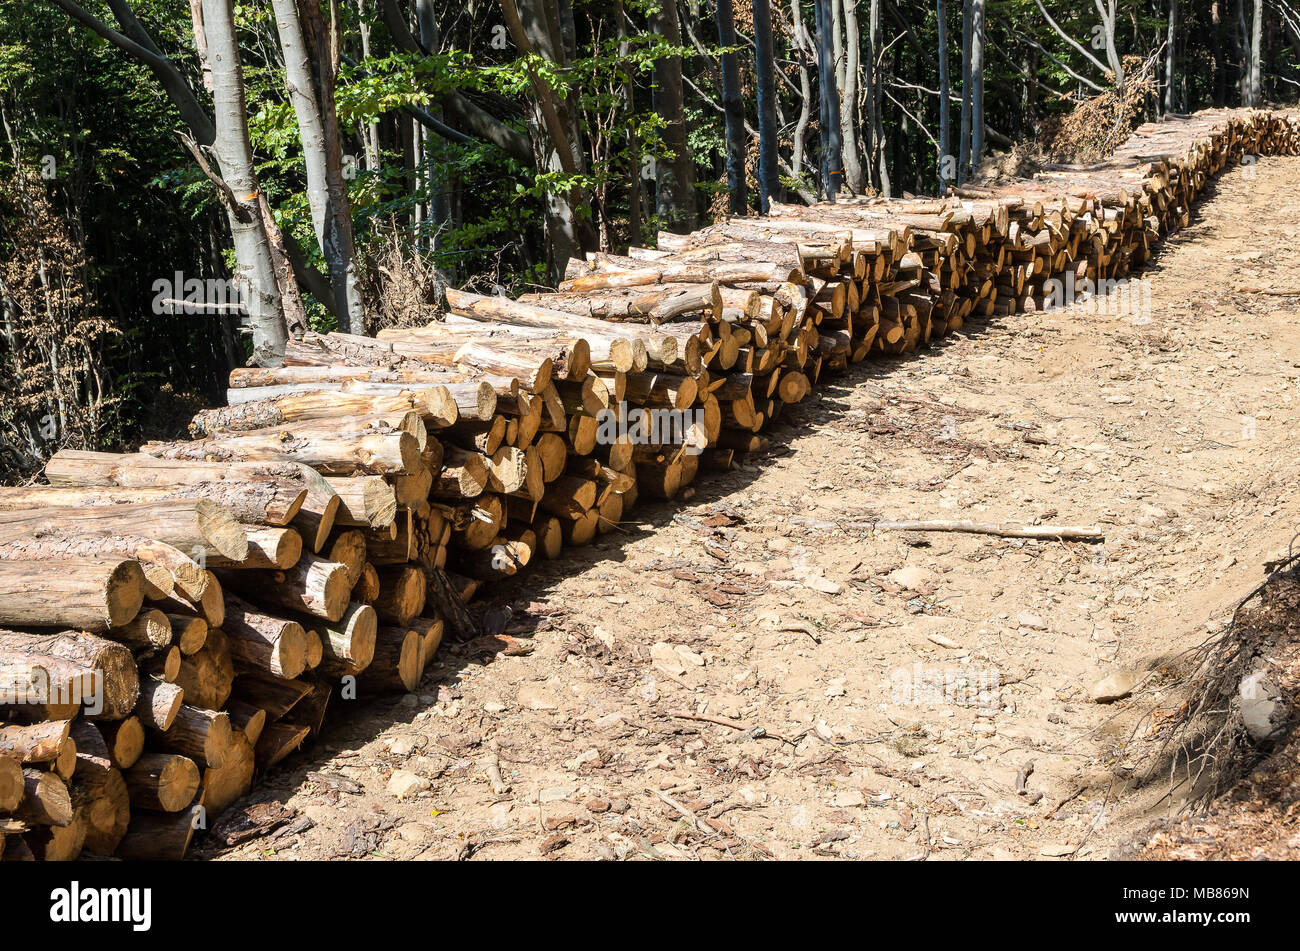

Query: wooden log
[
  {"left": 200, "top": 732, "right": 254, "bottom": 818},
  {"left": 219, "top": 594, "right": 310, "bottom": 680},
  {"left": 99, "top": 717, "right": 145, "bottom": 769},
  {"left": 0, "top": 630, "right": 139, "bottom": 720},
  {"left": 135, "top": 677, "right": 184, "bottom": 731},
  {"left": 144, "top": 422, "right": 422, "bottom": 476},
  {"left": 167, "top": 612, "right": 209, "bottom": 655},
  {"left": 0, "top": 499, "right": 249, "bottom": 563},
  {"left": 373, "top": 566, "right": 427, "bottom": 626},
  {"left": 230, "top": 671, "right": 312, "bottom": 721},
  {"left": 173, "top": 628, "right": 234, "bottom": 711},
  {"left": 151, "top": 703, "right": 232, "bottom": 769},
  {"left": 16, "top": 768, "right": 72, "bottom": 825},
  {"left": 310, "top": 602, "right": 378, "bottom": 677},
  {"left": 108, "top": 608, "right": 172, "bottom": 651},
  {"left": 254, "top": 721, "right": 310, "bottom": 769},
  {"left": 123, "top": 753, "right": 199, "bottom": 812},
  {"left": 115, "top": 808, "right": 195, "bottom": 860},
  {"left": 223, "top": 700, "right": 267, "bottom": 746},
  {"left": 0, "top": 720, "right": 72, "bottom": 766},
  {"left": 0, "top": 755, "right": 21, "bottom": 812},
  {"left": 0, "top": 557, "right": 144, "bottom": 633},
  {"left": 25, "top": 811, "right": 86, "bottom": 860},
  {"left": 205, "top": 527, "right": 303, "bottom": 570},
  {"left": 0, "top": 481, "right": 305, "bottom": 527},
  {"left": 70, "top": 767, "right": 129, "bottom": 855},
  {"left": 356, "top": 626, "right": 422, "bottom": 694},
  {"left": 190, "top": 387, "right": 456, "bottom": 435},
  {"left": 0, "top": 534, "right": 207, "bottom": 603},
  {"left": 327, "top": 530, "right": 367, "bottom": 589},
  {"left": 327, "top": 476, "right": 398, "bottom": 529},
  {"left": 218, "top": 551, "right": 351, "bottom": 622}
]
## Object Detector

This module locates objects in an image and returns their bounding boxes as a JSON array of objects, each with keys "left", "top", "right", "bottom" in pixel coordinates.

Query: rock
[
  {"left": 650, "top": 642, "right": 688, "bottom": 676},
  {"left": 1240, "top": 669, "right": 1288, "bottom": 743},
  {"left": 518, "top": 684, "right": 560, "bottom": 710},
  {"left": 1017, "top": 612, "right": 1047, "bottom": 630},
  {"left": 927, "top": 632, "right": 962, "bottom": 650},
  {"left": 1088, "top": 670, "right": 1141, "bottom": 703},
  {"left": 585, "top": 798, "right": 611, "bottom": 813},
  {"left": 387, "top": 769, "right": 429, "bottom": 799},
  {"left": 1040, "top": 842, "right": 1077, "bottom": 857},
  {"left": 831, "top": 788, "right": 866, "bottom": 808},
  {"left": 804, "top": 575, "right": 842, "bottom": 594},
  {"left": 889, "top": 564, "right": 937, "bottom": 592},
  {"left": 539, "top": 785, "right": 577, "bottom": 803},
  {"left": 483, "top": 700, "right": 507, "bottom": 713},
  {"left": 825, "top": 678, "right": 847, "bottom": 698}
]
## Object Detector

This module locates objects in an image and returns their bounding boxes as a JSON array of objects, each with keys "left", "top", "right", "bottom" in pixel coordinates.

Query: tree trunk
[
  {"left": 814, "top": 0, "right": 843, "bottom": 199},
  {"left": 716, "top": 0, "right": 748, "bottom": 214},
  {"left": 649, "top": 0, "right": 697, "bottom": 233},
  {"left": 938, "top": 0, "right": 952, "bottom": 191},
  {"left": 958, "top": 0, "right": 972, "bottom": 182},
  {"left": 201, "top": 0, "right": 288, "bottom": 365},
  {"left": 970, "top": 0, "right": 985, "bottom": 171},
  {"left": 840, "top": 0, "right": 865, "bottom": 193},
  {"left": 269, "top": 0, "right": 364, "bottom": 333},
  {"left": 1248, "top": 0, "right": 1263, "bottom": 105},
  {"left": 754, "top": 0, "right": 782, "bottom": 211},
  {"left": 1165, "top": 0, "right": 1179, "bottom": 113}
]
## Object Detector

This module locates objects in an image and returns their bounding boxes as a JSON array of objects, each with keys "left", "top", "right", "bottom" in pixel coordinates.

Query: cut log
[
  {"left": 108, "top": 608, "right": 172, "bottom": 651},
  {"left": 123, "top": 753, "right": 198, "bottom": 813},
  {"left": 99, "top": 717, "right": 145, "bottom": 769},
  {"left": 173, "top": 628, "right": 235, "bottom": 711},
  {"left": 16, "top": 768, "right": 72, "bottom": 825},
  {"left": 326, "top": 476, "right": 398, "bottom": 529},
  {"left": 311, "top": 602, "right": 378, "bottom": 677},
  {"left": 0, "top": 481, "right": 305, "bottom": 527},
  {"left": 0, "top": 499, "right": 249, "bottom": 563},
  {"left": 0, "top": 720, "right": 72, "bottom": 766},
  {"left": 200, "top": 732, "right": 254, "bottom": 818},
  {"left": 135, "top": 677, "right": 185, "bottom": 731},
  {"left": 220, "top": 594, "right": 309, "bottom": 681},
  {"left": 115, "top": 808, "right": 195, "bottom": 860},
  {"left": 205, "top": 527, "right": 303, "bottom": 570},
  {"left": 0, "top": 754, "right": 21, "bottom": 812},
  {"left": 356, "top": 626, "right": 422, "bottom": 694},
  {"left": 373, "top": 566, "right": 427, "bottom": 626},
  {"left": 0, "top": 557, "right": 143, "bottom": 633},
  {"left": 0, "top": 630, "right": 139, "bottom": 720},
  {"left": 151, "top": 703, "right": 232, "bottom": 769}
]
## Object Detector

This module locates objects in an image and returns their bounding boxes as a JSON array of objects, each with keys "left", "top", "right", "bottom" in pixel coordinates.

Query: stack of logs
[{"left": 0, "top": 108, "right": 1294, "bottom": 861}]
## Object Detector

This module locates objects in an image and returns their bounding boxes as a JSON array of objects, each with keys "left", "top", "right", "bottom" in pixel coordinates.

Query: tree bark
[
  {"left": 649, "top": 0, "right": 697, "bottom": 233},
  {"left": 201, "top": 0, "right": 289, "bottom": 365},
  {"left": 753, "top": 0, "right": 782, "bottom": 211},
  {"left": 716, "top": 0, "right": 748, "bottom": 214}
]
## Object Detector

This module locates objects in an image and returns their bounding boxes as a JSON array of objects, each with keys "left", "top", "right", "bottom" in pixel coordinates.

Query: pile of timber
[{"left": 0, "top": 108, "right": 1294, "bottom": 862}]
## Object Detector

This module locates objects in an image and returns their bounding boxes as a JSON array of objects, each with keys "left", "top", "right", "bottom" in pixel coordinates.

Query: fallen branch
[{"left": 869, "top": 519, "right": 1104, "bottom": 541}]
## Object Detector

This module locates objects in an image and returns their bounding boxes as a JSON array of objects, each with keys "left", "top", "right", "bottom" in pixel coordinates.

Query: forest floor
[{"left": 204, "top": 155, "right": 1300, "bottom": 861}]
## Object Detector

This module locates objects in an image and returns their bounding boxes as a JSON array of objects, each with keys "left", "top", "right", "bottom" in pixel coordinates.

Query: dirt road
[{"left": 209, "top": 156, "right": 1300, "bottom": 861}]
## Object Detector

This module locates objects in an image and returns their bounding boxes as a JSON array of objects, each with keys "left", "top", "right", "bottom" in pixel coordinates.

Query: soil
[{"left": 203, "top": 155, "right": 1300, "bottom": 861}]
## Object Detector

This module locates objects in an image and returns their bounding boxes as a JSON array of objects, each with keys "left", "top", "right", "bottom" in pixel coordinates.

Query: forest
[{"left": 0, "top": 0, "right": 1295, "bottom": 479}]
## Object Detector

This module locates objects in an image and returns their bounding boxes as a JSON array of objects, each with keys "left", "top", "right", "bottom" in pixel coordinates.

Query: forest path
[{"left": 212, "top": 155, "right": 1300, "bottom": 861}]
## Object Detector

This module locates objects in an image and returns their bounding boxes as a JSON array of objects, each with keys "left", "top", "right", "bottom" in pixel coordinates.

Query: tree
[
  {"left": 269, "top": 0, "right": 363, "bottom": 333},
  {"left": 753, "top": 0, "right": 780, "bottom": 212},
  {"left": 716, "top": 0, "right": 747, "bottom": 214},
  {"left": 937, "top": 0, "right": 951, "bottom": 191},
  {"left": 648, "top": 0, "right": 696, "bottom": 233},
  {"left": 1165, "top": 0, "right": 1179, "bottom": 113}
]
